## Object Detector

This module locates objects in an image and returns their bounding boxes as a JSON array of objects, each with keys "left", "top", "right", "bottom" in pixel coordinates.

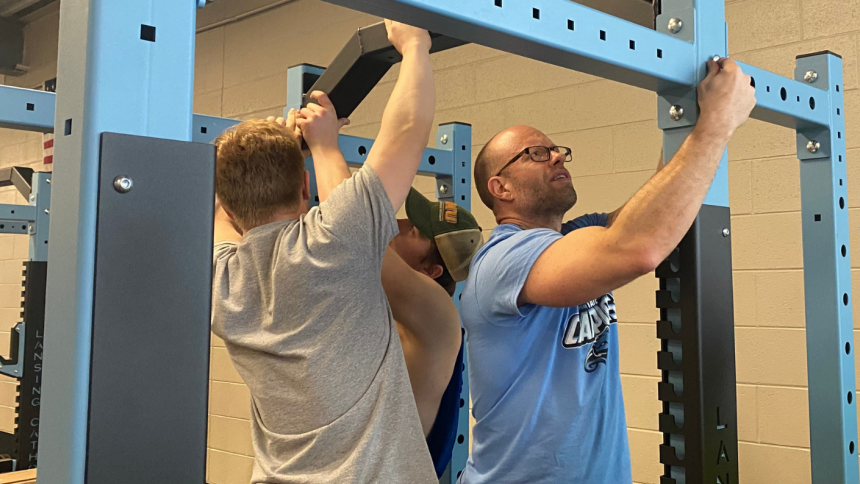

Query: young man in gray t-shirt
[{"left": 211, "top": 21, "right": 438, "bottom": 484}]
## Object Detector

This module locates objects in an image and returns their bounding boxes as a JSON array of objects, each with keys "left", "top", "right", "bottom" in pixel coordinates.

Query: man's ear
[
  {"left": 421, "top": 263, "right": 444, "bottom": 280},
  {"left": 488, "top": 177, "right": 513, "bottom": 203},
  {"left": 302, "top": 170, "right": 311, "bottom": 201}
]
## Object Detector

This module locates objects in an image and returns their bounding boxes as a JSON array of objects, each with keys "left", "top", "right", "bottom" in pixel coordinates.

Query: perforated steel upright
[{"left": 38, "top": 1, "right": 211, "bottom": 484}]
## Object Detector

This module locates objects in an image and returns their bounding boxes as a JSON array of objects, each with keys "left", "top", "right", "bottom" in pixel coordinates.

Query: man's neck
[
  {"left": 247, "top": 206, "right": 306, "bottom": 232},
  {"left": 496, "top": 211, "right": 563, "bottom": 233}
]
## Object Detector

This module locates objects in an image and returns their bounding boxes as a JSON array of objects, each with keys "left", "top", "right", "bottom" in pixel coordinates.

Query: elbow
[{"left": 631, "top": 246, "right": 664, "bottom": 275}]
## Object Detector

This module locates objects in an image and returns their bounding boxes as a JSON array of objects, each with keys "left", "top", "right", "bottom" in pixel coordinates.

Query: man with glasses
[{"left": 457, "top": 58, "right": 756, "bottom": 483}]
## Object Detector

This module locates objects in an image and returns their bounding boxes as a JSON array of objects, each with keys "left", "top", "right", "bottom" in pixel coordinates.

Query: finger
[
  {"left": 299, "top": 107, "right": 314, "bottom": 119},
  {"left": 338, "top": 118, "right": 351, "bottom": 128},
  {"left": 266, "top": 116, "right": 276, "bottom": 122},
  {"left": 309, "top": 91, "right": 335, "bottom": 110},
  {"left": 703, "top": 58, "right": 720, "bottom": 80},
  {"left": 717, "top": 57, "right": 740, "bottom": 72},
  {"left": 275, "top": 117, "right": 286, "bottom": 126},
  {"left": 286, "top": 108, "right": 297, "bottom": 129}
]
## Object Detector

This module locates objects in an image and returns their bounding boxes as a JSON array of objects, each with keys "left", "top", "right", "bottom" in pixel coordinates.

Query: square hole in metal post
[
  {"left": 26, "top": 103, "right": 34, "bottom": 111},
  {"left": 815, "top": 214, "right": 822, "bottom": 221},
  {"left": 629, "top": 40, "right": 635, "bottom": 50},
  {"left": 567, "top": 19, "right": 574, "bottom": 30},
  {"left": 599, "top": 30, "right": 606, "bottom": 41},
  {"left": 657, "top": 49, "right": 663, "bottom": 58},
  {"left": 140, "top": 24, "right": 156, "bottom": 42},
  {"left": 532, "top": 8, "right": 540, "bottom": 19}
]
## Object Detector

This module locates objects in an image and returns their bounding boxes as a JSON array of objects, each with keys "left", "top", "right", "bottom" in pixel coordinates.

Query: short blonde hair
[{"left": 214, "top": 119, "right": 305, "bottom": 230}]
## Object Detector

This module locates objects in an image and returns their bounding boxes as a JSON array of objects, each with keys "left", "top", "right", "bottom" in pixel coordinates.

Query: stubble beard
[{"left": 519, "top": 180, "right": 578, "bottom": 221}]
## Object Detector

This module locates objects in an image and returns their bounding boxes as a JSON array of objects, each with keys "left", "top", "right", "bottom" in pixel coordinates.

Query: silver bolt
[
  {"left": 439, "top": 184, "right": 449, "bottom": 194},
  {"left": 668, "top": 18, "right": 683, "bottom": 34},
  {"left": 712, "top": 55, "right": 721, "bottom": 63},
  {"left": 807, "top": 140, "right": 821, "bottom": 153},
  {"left": 804, "top": 70, "right": 818, "bottom": 83},
  {"left": 28, "top": 225, "right": 34, "bottom": 234},
  {"left": 440, "top": 134, "right": 449, "bottom": 145},
  {"left": 28, "top": 195, "right": 34, "bottom": 202},
  {"left": 722, "top": 228, "right": 730, "bottom": 237},
  {"left": 44, "top": 209, "right": 49, "bottom": 215},
  {"left": 46, "top": 178, "right": 51, "bottom": 184},
  {"left": 669, "top": 105, "right": 685, "bottom": 121},
  {"left": 113, "top": 176, "right": 133, "bottom": 193}
]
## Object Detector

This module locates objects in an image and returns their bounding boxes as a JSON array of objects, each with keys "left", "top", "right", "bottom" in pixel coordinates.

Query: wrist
[
  {"left": 308, "top": 142, "right": 341, "bottom": 159},
  {"left": 398, "top": 40, "right": 431, "bottom": 56},
  {"left": 693, "top": 113, "right": 733, "bottom": 145}
]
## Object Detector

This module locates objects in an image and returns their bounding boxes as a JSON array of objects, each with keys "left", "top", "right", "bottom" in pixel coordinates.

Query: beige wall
[
  {"left": 0, "top": 5, "right": 59, "bottom": 438},
  {"left": 0, "top": 0, "right": 858, "bottom": 482}
]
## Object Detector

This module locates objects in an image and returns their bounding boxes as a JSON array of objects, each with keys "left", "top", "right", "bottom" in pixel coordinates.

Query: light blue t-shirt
[{"left": 458, "top": 214, "right": 631, "bottom": 484}]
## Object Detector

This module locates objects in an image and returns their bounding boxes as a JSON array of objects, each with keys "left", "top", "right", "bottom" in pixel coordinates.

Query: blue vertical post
[
  {"left": 655, "top": 1, "right": 739, "bottom": 483},
  {"left": 796, "top": 52, "right": 859, "bottom": 484},
  {"left": 435, "top": 122, "right": 471, "bottom": 483},
  {"left": 38, "top": 1, "right": 198, "bottom": 483},
  {"left": 287, "top": 64, "right": 326, "bottom": 208}
]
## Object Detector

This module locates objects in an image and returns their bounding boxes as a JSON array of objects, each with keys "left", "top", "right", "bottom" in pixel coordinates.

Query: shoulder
[
  {"left": 214, "top": 241, "right": 238, "bottom": 259},
  {"left": 475, "top": 225, "right": 562, "bottom": 265}
]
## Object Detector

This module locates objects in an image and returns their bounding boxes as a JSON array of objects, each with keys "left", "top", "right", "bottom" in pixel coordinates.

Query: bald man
[{"left": 457, "top": 58, "right": 756, "bottom": 483}]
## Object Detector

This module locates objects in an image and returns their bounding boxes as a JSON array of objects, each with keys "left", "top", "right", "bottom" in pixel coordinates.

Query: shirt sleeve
[
  {"left": 560, "top": 212, "right": 609, "bottom": 235},
  {"left": 471, "top": 228, "right": 562, "bottom": 325},
  {"left": 313, "top": 163, "right": 398, "bottom": 256}
]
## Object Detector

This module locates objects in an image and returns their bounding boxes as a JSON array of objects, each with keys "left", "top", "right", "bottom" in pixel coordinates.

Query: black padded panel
[{"left": 86, "top": 133, "right": 214, "bottom": 484}]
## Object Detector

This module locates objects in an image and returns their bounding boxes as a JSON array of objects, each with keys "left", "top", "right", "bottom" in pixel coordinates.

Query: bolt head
[
  {"left": 440, "top": 134, "right": 449, "bottom": 144},
  {"left": 669, "top": 105, "right": 685, "bottom": 121},
  {"left": 804, "top": 70, "right": 818, "bottom": 83},
  {"left": 668, "top": 18, "right": 683, "bottom": 34},
  {"left": 113, "top": 176, "right": 133, "bottom": 193},
  {"left": 439, "top": 184, "right": 449, "bottom": 194},
  {"left": 722, "top": 228, "right": 730, "bottom": 237},
  {"left": 807, "top": 140, "right": 821, "bottom": 153}
]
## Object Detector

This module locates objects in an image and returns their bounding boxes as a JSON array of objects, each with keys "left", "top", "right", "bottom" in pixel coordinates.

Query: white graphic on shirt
[{"left": 561, "top": 294, "right": 616, "bottom": 372}]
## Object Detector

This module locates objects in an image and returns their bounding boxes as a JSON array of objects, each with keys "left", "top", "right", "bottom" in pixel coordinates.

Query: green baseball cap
[{"left": 405, "top": 188, "right": 484, "bottom": 283}]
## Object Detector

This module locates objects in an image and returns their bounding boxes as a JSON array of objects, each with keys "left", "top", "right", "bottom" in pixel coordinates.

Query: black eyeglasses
[{"left": 495, "top": 146, "right": 572, "bottom": 176}]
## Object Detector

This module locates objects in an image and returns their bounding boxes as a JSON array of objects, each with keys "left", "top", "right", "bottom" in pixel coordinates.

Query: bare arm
[
  {"left": 383, "top": 249, "right": 460, "bottom": 435},
  {"left": 521, "top": 58, "right": 756, "bottom": 307},
  {"left": 293, "top": 92, "right": 351, "bottom": 202},
  {"left": 605, "top": 149, "right": 664, "bottom": 227},
  {"left": 365, "top": 21, "right": 435, "bottom": 212},
  {"left": 382, "top": 249, "right": 461, "bottom": 352}
]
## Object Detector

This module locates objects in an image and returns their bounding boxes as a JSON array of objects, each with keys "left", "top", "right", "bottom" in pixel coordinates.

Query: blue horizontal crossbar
[
  {"left": 192, "top": 115, "right": 454, "bottom": 176},
  {"left": 0, "top": 204, "right": 35, "bottom": 223},
  {"left": 738, "top": 62, "right": 831, "bottom": 130},
  {"left": 338, "top": 133, "right": 454, "bottom": 176},
  {"left": 0, "top": 85, "right": 55, "bottom": 133},
  {"left": 192, "top": 114, "right": 240, "bottom": 144},
  {"left": 322, "top": 0, "right": 696, "bottom": 91}
]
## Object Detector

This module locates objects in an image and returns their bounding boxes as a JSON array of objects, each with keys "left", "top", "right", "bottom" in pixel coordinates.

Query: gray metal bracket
[{"left": 0, "top": 323, "right": 26, "bottom": 379}]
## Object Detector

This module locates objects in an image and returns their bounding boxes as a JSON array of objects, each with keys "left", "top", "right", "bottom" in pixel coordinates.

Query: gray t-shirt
[{"left": 212, "top": 165, "right": 436, "bottom": 484}]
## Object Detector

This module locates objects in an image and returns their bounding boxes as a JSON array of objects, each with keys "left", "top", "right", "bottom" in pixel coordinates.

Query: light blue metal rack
[{"left": 0, "top": 0, "right": 852, "bottom": 482}]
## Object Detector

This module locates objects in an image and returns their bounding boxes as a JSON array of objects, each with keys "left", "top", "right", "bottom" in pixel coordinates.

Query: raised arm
[
  {"left": 365, "top": 21, "right": 435, "bottom": 212},
  {"left": 382, "top": 249, "right": 460, "bottom": 350},
  {"left": 521, "top": 58, "right": 756, "bottom": 307},
  {"left": 294, "top": 92, "right": 351, "bottom": 202}
]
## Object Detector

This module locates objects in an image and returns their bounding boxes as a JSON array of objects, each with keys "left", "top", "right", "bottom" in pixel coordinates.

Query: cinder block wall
[
  {"left": 0, "top": 1, "right": 858, "bottom": 482},
  {"left": 0, "top": 5, "right": 58, "bottom": 439}
]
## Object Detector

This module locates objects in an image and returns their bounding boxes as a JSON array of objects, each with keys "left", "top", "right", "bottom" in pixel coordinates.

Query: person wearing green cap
[{"left": 385, "top": 188, "right": 483, "bottom": 476}]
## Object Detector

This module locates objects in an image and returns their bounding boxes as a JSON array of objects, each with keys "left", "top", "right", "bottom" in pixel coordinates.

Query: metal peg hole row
[{"left": 496, "top": 0, "right": 666, "bottom": 59}]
